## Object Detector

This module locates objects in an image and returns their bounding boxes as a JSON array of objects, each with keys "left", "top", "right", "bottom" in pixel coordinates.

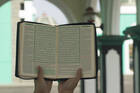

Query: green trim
[
  {"left": 98, "top": 35, "right": 127, "bottom": 46},
  {"left": 124, "top": 25, "right": 140, "bottom": 40}
]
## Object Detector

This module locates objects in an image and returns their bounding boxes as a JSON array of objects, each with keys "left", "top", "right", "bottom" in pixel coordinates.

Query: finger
[
  {"left": 37, "top": 66, "right": 44, "bottom": 79},
  {"left": 74, "top": 68, "right": 82, "bottom": 83}
]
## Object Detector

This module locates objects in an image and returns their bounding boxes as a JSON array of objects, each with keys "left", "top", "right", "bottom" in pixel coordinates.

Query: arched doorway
[{"left": 19, "top": 0, "right": 69, "bottom": 25}]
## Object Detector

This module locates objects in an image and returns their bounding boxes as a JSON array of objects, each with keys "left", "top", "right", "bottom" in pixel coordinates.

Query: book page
[
  {"left": 80, "top": 25, "right": 96, "bottom": 77},
  {"left": 33, "top": 24, "right": 56, "bottom": 76},
  {"left": 57, "top": 25, "right": 80, "bottom": 77},
  {"left": 57, "top": 25, "right": 96, "bottom": 78},
  {"left": 20, "top": 23, "right": 35, "bottom": 75},
  {"left": 21, "top": 23, "right": 56, "bottom": 77}
]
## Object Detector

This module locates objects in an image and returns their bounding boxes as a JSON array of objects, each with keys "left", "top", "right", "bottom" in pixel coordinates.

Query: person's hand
[
  {"left": 34, "top": 66, "right": 53, "bottom": 93},
  {"left": 58, "top": 68, "right": 82, "bottom": 93}
]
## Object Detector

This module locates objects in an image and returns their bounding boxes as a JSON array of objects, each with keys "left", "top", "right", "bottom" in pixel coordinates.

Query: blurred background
[{"left": 0, "top": 0, "right": 137, "bottom": 93}]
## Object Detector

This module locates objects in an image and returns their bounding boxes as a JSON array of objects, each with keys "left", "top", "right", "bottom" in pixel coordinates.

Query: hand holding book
[
  {"left": 34, "top": 66, "right": 82, "bottom": 93},
  {"left": 58, "top": 68, "right": 82, "bottom": 93},
  {"left": 34, "top": 66, "right": 53, "bottom": 93}
]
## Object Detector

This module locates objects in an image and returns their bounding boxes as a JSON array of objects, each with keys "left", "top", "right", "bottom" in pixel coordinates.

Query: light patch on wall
[{"left": 0, "top": 1, "right": 12, "bottom": 84}]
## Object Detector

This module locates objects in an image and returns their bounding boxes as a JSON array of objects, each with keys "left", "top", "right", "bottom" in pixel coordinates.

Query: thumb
[
  {"left": 75, "top": 68, "right": 82, "bottom": 83},
  {"left": 37, "top": 66, "right": 44, "bottom": 80}
]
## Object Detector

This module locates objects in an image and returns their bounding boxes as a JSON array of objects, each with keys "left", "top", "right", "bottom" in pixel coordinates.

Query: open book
[{"left": 15, "top": 21, "right": 97, "bottom": 79}]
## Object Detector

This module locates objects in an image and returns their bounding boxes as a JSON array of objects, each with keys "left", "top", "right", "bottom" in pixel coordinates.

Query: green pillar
[
  {"left": 98, "top": 35, "right": 126, "bottom": 93},
  {"left": 124, "top": 26, "right": 140, "bottom": 93}
]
